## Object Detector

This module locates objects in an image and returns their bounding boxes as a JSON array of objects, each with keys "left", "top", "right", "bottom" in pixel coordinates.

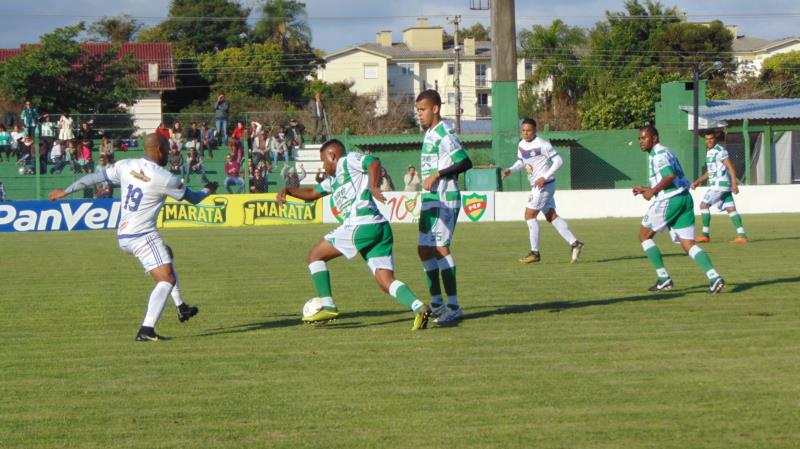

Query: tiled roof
[
  {"left": 0, "top": 42, "right": 175, "bottom": 91},
  {"left": 680, "top": 99, "right": 800, "bottom": 121},
  {"left": 733, "top": 36, "right": 800, "bottom": 53},
  {"left": 328, "top": 41, "right": 493, "bottom": 61}
]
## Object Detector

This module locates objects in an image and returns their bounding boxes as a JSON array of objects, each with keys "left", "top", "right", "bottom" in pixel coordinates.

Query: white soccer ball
[
  {"left": 18, "top": 166, "right": 27, "bottom": 175},
  {"left": 302, "top": 297, "right": 323, "bottom": 318}
]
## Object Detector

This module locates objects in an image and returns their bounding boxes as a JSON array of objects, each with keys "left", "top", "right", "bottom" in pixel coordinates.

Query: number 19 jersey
[{"left": 103, "top": 158, "right": 186, "bottom": 237}]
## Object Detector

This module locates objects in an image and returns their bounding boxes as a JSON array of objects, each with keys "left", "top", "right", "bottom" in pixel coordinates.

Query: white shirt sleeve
[
  {"left": 164, "top": 174, "right": 187, "bottom": 201},
  {"left": 104, "top": 161, "right": 122, "bottom": 185},
  {"left": 542, "top": 154, "right": 563, "bottom": 180},
  {"left": 507, "top": 159, "right": 525, "bottom": 173}
]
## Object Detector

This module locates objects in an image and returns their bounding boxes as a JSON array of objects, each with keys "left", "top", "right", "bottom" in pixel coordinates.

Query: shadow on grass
[
  {"left": 591, "top": 252, "right": 683, "bottom": 264},
  {"left": 194, "top": 309, "right": 408, "bottom": 337},
  {"left": 745, "top": 236, "right": 800, "bottom": 244},
  {"left": 729, "top": 276, "right": 800, "bottom": 293}
]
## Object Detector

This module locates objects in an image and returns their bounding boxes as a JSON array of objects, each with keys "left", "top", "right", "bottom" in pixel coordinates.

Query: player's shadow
[
  {"left": 746, "top": 236, "right": 800, "bottom": 244},
  {"left": 193, "top": 309, "right": 408, "bottom": 336},
  {"left": 591, "top": 253, "right": 683, "bottom": 264},
  {"left": 468, "top": 291, "right": 688, "bottom": 319},
  {"left": 729, "top": 276, "right": 800, "bottom": 293}
]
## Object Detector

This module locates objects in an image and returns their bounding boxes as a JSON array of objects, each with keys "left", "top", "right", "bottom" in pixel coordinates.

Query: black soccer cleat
[
  {"left": 648, "top": 278, "right": 674, "bottom": 292},
  {"left": 708, "top": 277, "right": 725, "bottom": 294},
  {"left": 135, "top": 326, "right": 170, "bottom": 342},
  {"left": 177, "top": 303, "right": 199, "bottom": 322}
]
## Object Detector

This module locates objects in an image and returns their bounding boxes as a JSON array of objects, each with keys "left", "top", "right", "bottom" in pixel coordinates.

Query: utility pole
[
  {"left": 450, "top": 15, "right": 462, "bottom": 133},
  {"left": 491, "top": 0, "right": 519, "bottom": 174}
]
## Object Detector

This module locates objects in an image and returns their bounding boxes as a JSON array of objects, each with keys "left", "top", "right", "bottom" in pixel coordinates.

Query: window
[
  {"left": 397, "top": 63, "right": 415, "bottom": 76},
  {"left": 447, "top": 63, "right": 461, "bottom": 76},
  {"left": 447, "top": 92, "right": 455, "bottom": 105},
  {"left": 363, "top": 64, "right": 378, "bottom": 79},
  {"left": 476, "top": 63, "right": 488, "bottom": 87},
  {"left": 477, "top": 92, "right": 489, "bottom": 105}
]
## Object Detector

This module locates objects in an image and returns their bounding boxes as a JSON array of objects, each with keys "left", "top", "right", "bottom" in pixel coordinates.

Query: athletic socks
[
  {"left": 308, "top": 261, "right": 333, "bottom": 305},
  {"left": 438, "top": 255, "right": 459, "bottom": 310},
  {"left": 389, "top": 280, "right": 425, "bottom": 312},
  {"left": 642, "top": 239, "right": 670, "bottom": 280},
  {"left": 688, "top": 245, "right": 721, "bottom": 281},
  {"left": 701, "top": 209, "right": 711, "bottom": 237},
  {"left": 526, "top": 218, "right": 540, "bottom": 251},
  {"left": 169, "top": 266, "right": 184, "bottom": 307},
  {"left": 422, "top": 258, "right": 443, "bottom": 306},
  {"left": 551, "top": 216, "right": 577, "bottom": 245},
  {"left": 728, "top": 211, "right": 747, "bottom": 237},
  {"left": 142, "top": 281, "right": 173, "bottom": 328}
]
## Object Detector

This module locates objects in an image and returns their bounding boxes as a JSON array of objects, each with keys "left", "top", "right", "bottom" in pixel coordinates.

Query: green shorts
[
  {"left": 325, "top": 221, "right": 394, "bottom": 274},
  {"left": 642, "top": 193, "right": 696, "bottom": 237},
  {"left": 418, "top": 206, "right": 459, "bottom": 248}
]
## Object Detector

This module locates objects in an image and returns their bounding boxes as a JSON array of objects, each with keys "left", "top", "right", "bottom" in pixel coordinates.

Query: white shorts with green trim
[
  {"left": 325, "top": 222, "right": 394, "bottom": 274},
  {"left": 701, "top": 189, "right": 735, "bottom": 211}
]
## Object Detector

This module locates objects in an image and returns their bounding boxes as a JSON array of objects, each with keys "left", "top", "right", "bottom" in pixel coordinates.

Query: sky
[{"left": 0, "top": 0, "right": 798, "bottom": 52}]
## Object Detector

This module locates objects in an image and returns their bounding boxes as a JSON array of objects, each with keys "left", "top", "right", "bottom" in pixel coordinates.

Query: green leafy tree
[
  {"left": 0, "top": 24, "right": 140, "bottom": 113},
  {"left": 759, "top": 51, "right": 800, "bottom": 97},
  {"left": 161, "top": 0, "right": 250, "bottom": 56},
  {"left": 197, "top": 42, "right": 296, "bottom": 99},
  {"left": 88, "top": 15, "right": 143, "bottom": 44},
  {"left": 444, "top": 22, "right": 491, "bottom": 46},
  {"left": 251, "top": 0, "right": 311, "bottom": 50},
  {"left": 653, "top": 20, "right": 733, "bottom": 74},
  {"left": 519, "top": 19, "right": 587, "bottom": 111}
]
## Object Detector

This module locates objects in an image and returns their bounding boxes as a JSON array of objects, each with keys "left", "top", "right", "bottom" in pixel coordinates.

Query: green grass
[{"left": 1, "top": 215, "right": 799, "bottom": 448}]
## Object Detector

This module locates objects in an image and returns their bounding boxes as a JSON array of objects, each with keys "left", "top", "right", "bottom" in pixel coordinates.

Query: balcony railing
[
  {"left": 475, "top": 75, "right": 489, "bottom": 88},
  {"left": 476, "top": 104, "right": 492, "bottom": 118}
]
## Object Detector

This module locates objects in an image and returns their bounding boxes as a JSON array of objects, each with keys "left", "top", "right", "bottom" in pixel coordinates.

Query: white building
[
  {"left": 733, "top": 35, "right": 800, "bottom": 77},
  {"left": 317, "top": 18, "right": 535, "bottom": 120}
]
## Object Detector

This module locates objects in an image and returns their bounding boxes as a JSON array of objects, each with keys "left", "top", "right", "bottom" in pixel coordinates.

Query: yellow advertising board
[{"left": 157, "top": 194, "right": 321, "bottom": 228}]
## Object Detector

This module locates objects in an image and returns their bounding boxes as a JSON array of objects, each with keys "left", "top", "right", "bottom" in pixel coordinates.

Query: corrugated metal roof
[
  {"left": 680, "top": 99, "right": 800, "bottom": 121},
  {"left": 0, "top": 42, "right": 175, "bottom": 91},
  {"left": 344, "top": 127, "right": 577, "bottom": 147}
]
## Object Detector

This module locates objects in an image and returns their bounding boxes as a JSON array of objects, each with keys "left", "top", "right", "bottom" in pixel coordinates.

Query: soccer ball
[
  {"left": 302, "top": 297, "right": 323, "bottom": 319},
  {"left": 18, "top": 166, "right": 27, "bottom": 175}
]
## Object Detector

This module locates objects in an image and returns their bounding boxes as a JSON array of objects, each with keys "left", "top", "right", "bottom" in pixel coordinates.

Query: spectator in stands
[
  {"left": 310, "top": 91, "right": 325, "bottom": 143},
  {"left": 186, "top": 147, "right": 210, "bottom": 184},
  {"left": 168, "top": 144, "right": 185, "bottom": 178},
  {"left": 40, "top": 114, "right": 56, "bottom": 150},
  {"left": 20, "top": 100, "right": 39, "bottom": 138},
  {"left": 49, "top": 140, "right": 68, "bottom": 174},
  {"left": 214, "top": 93, "right": 230, "bottom": 145},
  {"left": 78, "top": 121, "right": 95, "bottom": 147},
  {"left": 250, "top": 162, "right": 268, "bottom": 193},
  {"left": 200, "top": 122, "right": 214, "bottom": 159},
  {"left": 270, "top": 130, "right": 288, "bottom": 166},
  {"left": 315, "top": 168, "right": 327, "bottom": 184},
  {"left": 286, "top": 118, "right": 304, "bottom": 149},
  {"left": 77, "top": 139, "right": 93, "bottom": 173},
  {"left": 231, "top": 120, "right": 246, "bottom": 145},
  {"left": 188, "top": 122, "right": 202, "bottom": 146},
  {"left": 0, "top": 125, "right": 11, "bottom": 162},
  {"left": 10, "top": 124, "right": 24, "bottom": 160},
  {"left": 224, "top": 153, "right": 244, "bottom": 193},
  {"left": 155, "top": 122, "right": 170, "bottom": 140},
  {"left": 0, "top": 181, "right": 5, "bottom": 201},
  {"left": 16, "top": 135, "right": 34, "bottom": 170},
  {"left": 94, "top": 154, "right": 113, "bottom": 198},
  {"left": 58, "top": 112, "right": 74, "bottom": 142},
  {"left": 252, "top": 129, "right": 268, "bottom": 165},
  {"left": 379, "top": 167, "right": 395, "bottom": 192},
  {"left": 170, "top": 121, "right": 185, "bottom": 149},
  {"left": 404, "top": 165, "right": 421, "bottom": 191},
  {"left": 249, "top": 120, "right": 263, "bottom": 149},
  {"left": 99, "top": 136, "right": 115, "bottom": 163},
  {"left": 66, "top": 141, "right": 79, "bottom": 174},
  {"left": 281, "top": 163, "right": 306, "bottom": 189}
]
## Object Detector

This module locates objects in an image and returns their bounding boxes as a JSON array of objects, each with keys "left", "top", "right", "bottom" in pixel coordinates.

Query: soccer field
[{"left": 2, "top": 215, "right": 799, "bottom": 448}]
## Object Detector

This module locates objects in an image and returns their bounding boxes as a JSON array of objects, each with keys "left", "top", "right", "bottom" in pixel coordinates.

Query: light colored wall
[
  {"left": 319, "top": 51, "right": 389, "bottom": 114},
  {"left": 127, "top": 92, "right": 162, "bottom": 136},
  {"left": 736, "top": 41, "right": 800, "bottom": 77},
  {"left": 402, "top": 28, "right": 443, "bottom": 51}
]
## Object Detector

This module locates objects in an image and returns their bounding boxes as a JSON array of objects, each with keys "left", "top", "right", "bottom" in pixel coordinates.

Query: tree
[
  {"left": 653, "top": 20, "right": 733, "bottom": 75},
  {"left": 88, "top": 15, "right": 143, "bottom": 44},
  {"left": 444, "top": 22, "right": 490, "bottom": 46},
  {"left": 161, "top": 0, "right": 251, "bottom": 56},
  {"left": 519, "top": 20, "right": 587, "bottom": 112},
  {"left": 759, "top": 51, "right": 800, "bottom": 97},
  {"left": 251, "top": 0, "right": 311, "bottom": 50},
  {"left": 197, "top": 43, "right": 297, "bottom": 99},
  {"left": 0, "top": 24, "right": 140, "bottom": 113}
]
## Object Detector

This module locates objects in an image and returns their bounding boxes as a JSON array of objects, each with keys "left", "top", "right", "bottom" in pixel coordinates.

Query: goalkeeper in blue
[
  {"left": 49, "top": 134, "right": 218, "bottom": 341},
  {"left": 276, "top": 139, "right": 431, "bottom": 331}
]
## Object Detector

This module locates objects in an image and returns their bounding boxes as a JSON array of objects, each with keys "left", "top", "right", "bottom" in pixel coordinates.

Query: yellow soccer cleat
[
  {"left": 302, "top": 307, "right": 339, "bottom": 324},
  {"left": 411, "top": 305, "right": 430, "bottom": 331}
]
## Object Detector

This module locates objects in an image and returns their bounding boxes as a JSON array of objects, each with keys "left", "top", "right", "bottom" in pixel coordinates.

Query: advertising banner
[
  {"left": 0, "top": 198, "right": 120, "bottom": 233},
  {"left": 157, "top": 193, "right": 322, "bottom": 228},
  {"left": 322, "top": 191, "right": 494, "bottom": 224}
]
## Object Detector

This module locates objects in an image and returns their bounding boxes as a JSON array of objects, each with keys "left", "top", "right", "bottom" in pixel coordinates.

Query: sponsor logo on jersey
[
  {"left": 161, "top": 197, "right": 227, "bottom": 224},
  {"left": 330, "top": 196, "right": 344, "bottom": 223},
  {"left": 462, "top": 193, "right": 487, "bottom": 222},
  {"left": 130, "top": 170, "right": 151, "bottom": 182},
  {"left": 243, "top": 199, "right": 316, "bottom": 224}
]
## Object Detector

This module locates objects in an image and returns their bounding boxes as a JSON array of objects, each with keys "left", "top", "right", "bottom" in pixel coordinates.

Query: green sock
[
  {"left": 423, "top": 259, "right": 442, "bottom": 304},
  {"left": 308, "top": 261, "right": 332, "bottom": 298},
  {"left": 439, "top": 255, "right": 459, "bottom": 309},
  {"left": 389, "top": 280, "right": 423, "bottom": 311},
  {"left": 701, "top": 210, "right": 711, "bottom": 237},
  {"left": 689, "top": 246, "right": 720, "bottom": 280},
  {"left": 642, "top": 239, "right": 670, "bottom": 280},
  {"left": 729, "top": 212, "right": 747, "bottom": 237}
]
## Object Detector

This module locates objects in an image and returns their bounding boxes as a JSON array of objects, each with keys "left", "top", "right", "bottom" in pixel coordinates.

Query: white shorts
[
  {"left": 324, "top": 223, "right": 395, "bottom": 274},
  {"left": 118, "top": 231, "right": 172, "bottom": 274},
  {"left": 418, "top": 206, "right": 459, "bottom": 248},
  {"left": 701, "top": 189, "right": 735, "bottom": 211},
  {"left": 526, "top": 181, "right": 556, "bottom": 212}
]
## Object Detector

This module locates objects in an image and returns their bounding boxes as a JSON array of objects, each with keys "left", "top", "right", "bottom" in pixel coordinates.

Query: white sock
[
  {"left": 526, "top": 218, "right": 540, "bottom": 251},
  {"left": 551, "top": 216, "right": 577, "bottom": 245},
  {"left": 142, "top": 281, "right": 173, "bottom": 328},
  {"left": 170, "top": 266, "right": 184, "bottom": 307}
]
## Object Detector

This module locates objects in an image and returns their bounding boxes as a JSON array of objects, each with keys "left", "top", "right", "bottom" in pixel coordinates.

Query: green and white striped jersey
[
  {"left": 314, "top": 152, "right": 386, "bottom": 226},
  {"left": 420, "top": 120, "right": 470, "bottom": 210},
  {"left": 705, "top": 144, "right": 732, "bottom": 192},
  {"left": 648, "top": 143, "right": 690, "bottom": 200}
]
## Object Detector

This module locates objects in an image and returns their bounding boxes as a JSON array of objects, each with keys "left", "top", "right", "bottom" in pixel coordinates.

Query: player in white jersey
[
  {"left": 415, "top": 89, "right": 473, "bottom": 325},
  {"left": 49, "top": 134, "right": 218, "bottom": 341},
  {"left": 690, "top": 129, "right": 748, "bottom": 243},
  {"left": 501, "top": 118, "right": 584, "bottom": 264},
  {"left": 277, "top": 139, "right": 431, "bottom": 331}
]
